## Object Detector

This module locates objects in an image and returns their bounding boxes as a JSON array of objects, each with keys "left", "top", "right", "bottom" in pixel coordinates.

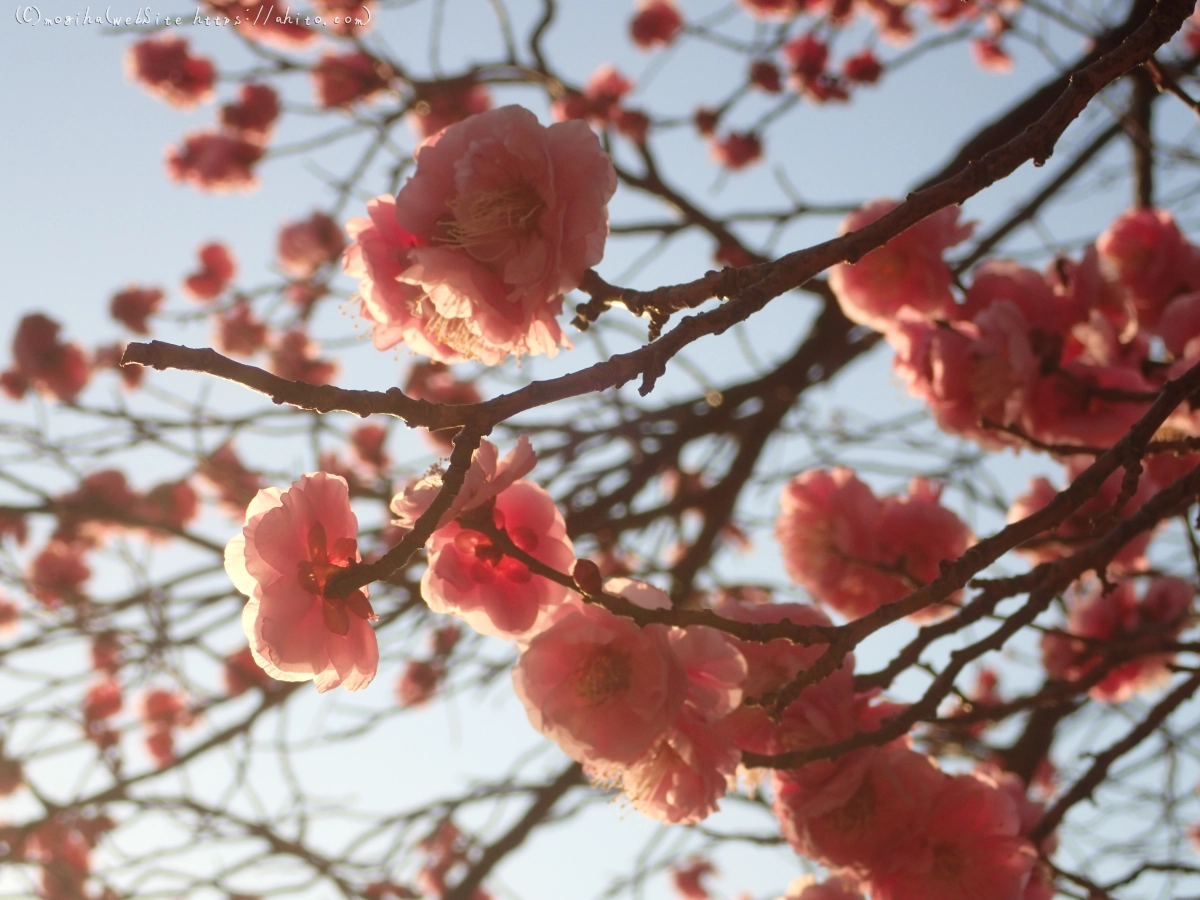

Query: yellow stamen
[{"left": 441, "top": 183, "right": 544, "bottom": 261}]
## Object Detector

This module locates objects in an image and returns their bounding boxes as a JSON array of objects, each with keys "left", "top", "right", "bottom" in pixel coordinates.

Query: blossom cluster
[
  {"left": 220, "top": 433, "right": 1069, "bottom": 900},
  {"left": 830, "top": 202, "right": 1200, "bottom": 463},
  {"left": 344, "top": 105, "right": 618, "bottom": 365}
]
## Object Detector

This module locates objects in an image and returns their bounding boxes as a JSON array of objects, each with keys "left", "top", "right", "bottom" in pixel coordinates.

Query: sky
[{"left": 3, "top": 1, "right": 1200, "bottom": 898}]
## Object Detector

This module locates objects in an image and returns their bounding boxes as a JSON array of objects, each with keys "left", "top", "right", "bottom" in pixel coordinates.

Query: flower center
[
  {"left": 296, "top": 523, "right": 376, "bottom": 636},
  {"left": 574, "top": 646, "right": 633, "bottom": 704},
  {"left": 443, "top": 182, "right": 544, "bottom": 262}
]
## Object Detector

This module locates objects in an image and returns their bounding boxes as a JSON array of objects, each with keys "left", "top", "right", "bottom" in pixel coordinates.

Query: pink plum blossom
[
  {"left": 397, "top": 660, "right": 443, "bottom": 707},
  {"left": 620, "top": 707, "right": 742, "bottom": 824},
  {"left": 736, "top": 0, "right": 801, "bottom": 21},
  {"left": 867, "top": 772, "right": 1036, "bottom": 900},
  {"left": 267, "top": 329, "right": 338, "bottom": 385},
  {"left": 513, "top": 592, "right": 687, "bottom": 765},
  {"left": 343, "top": 194, "right": 466, "bottom": 363},
  {"left": 225, "top": 472, "right": 378, "bottom": 692},
  {"left": 843, "top": 50, "right": 882, "bottom": 84},
  {"left": 391, "top": 437, "right": 537, "bottom": 532},
  {"left": 614, "top": 623, "right": 746, "bottom": 824},
  {"left": 775, "top": 743, "right": 944, "bottom": 875},
  {"left": 420, "top": 480, "right": 574, "bottom": 638},
  {"left": 713, "top": 597, "right": 831, "bottom": 754},
  {"left": 213, "top": 301, "right": 267, "bottom": 358},
  {"left": 776, "top": 469, "right": 971, "bottom": 620},
  {"left": 30, "top": 540, "right": 91, "bottom": 607},
  {"left": 1096, "top": 208, "right": 1191, "bottom": 329},
  {"left": 829, "top": 200, "right": 973, "bottom": 333},
  {"left": 1020, "top": 359, "right": 1154, "bottom": 450},
  {"left": 391, "top": 105, "right": 617, "bottom": 364}
]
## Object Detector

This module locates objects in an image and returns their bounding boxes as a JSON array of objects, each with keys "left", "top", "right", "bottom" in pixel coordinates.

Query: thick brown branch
[{"left": 121, "top": 341, "right": 462, "bottom": 430}]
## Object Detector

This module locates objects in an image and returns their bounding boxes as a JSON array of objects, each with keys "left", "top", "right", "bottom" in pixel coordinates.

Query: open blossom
[
  {"left": 617, "top": 625, "right": 747, "bottom": 825},
  {"left": 225, "top": 472, "right": 378, "bottom": 692},
  {"left": 344, "top": 194, "right": 467, "bottom": 363},
  {"left": 389, "top": 105, "right": 617, "bottom": 364},
  {"left": 889, "top": 304, "right": 1041, "bottom": 450},
  {"left": 391, "top": 437, "right": 537, "bottom": 532},
  {"left": 83, "top": 678, "right": 123, "bottom": 722},
  {"left": 715, "top": 598, "right": 831, "bottom": 754},
  {"left": 184, "top": 243, "right": 237, "bottom": 301},
  {"left": 776, "top": 469, "right": 971, "bottom": 620},
  {"left": 776, "top": 742, "right": 945, "bottom": 875},
  {"left": 421, "top": 480, "right": 574, "bottom": 638},
  {"left": 621, "top": 707, "right": 742, "bottom": 824},
  {"left": 551, "top": 65, "right": 633, "bottom": 126},
  {"left": 868, "top": 773, "right": 1035, "bottom": 900},
  {"left": 1042, "top": 576, "right": 1193, "bottom": 703},
  {"left": 205, "top": 0, "right": 315, "bottom": 47},
  {"left": 783, "top": 34, "right": 828, "bottom": 90},
  {"left": 110, "top": 286, "right": 164, "bottom": 334},
  {"left": 1159, "top": 292, "right": 1200, "bottom": 358},
  {"left": 1096, "top": 207, "right": 1191, "bottom": 329},
  {"left": 0, "top": 596, "right": 18, "bottom": 636},
  {"left": 843, "top": 49, "right": 883, "bottom": 84},
  {"left": 513, "top": 586, "right": 686, "bottom": 765},
  {"left": 166, "top": 131, "right": 264, "bottom": 193},
  {"left": 125, "top": 36, "right": 215, "bottom": 109},
  {"left": 200, "top": 442, "right": 262, "bottom": 515},
  {"left": 394, "top": 440, "right": 566, "bottom": 639},
  {"left": 829, "top": 200, "right": 974, "bottom": 332}
]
